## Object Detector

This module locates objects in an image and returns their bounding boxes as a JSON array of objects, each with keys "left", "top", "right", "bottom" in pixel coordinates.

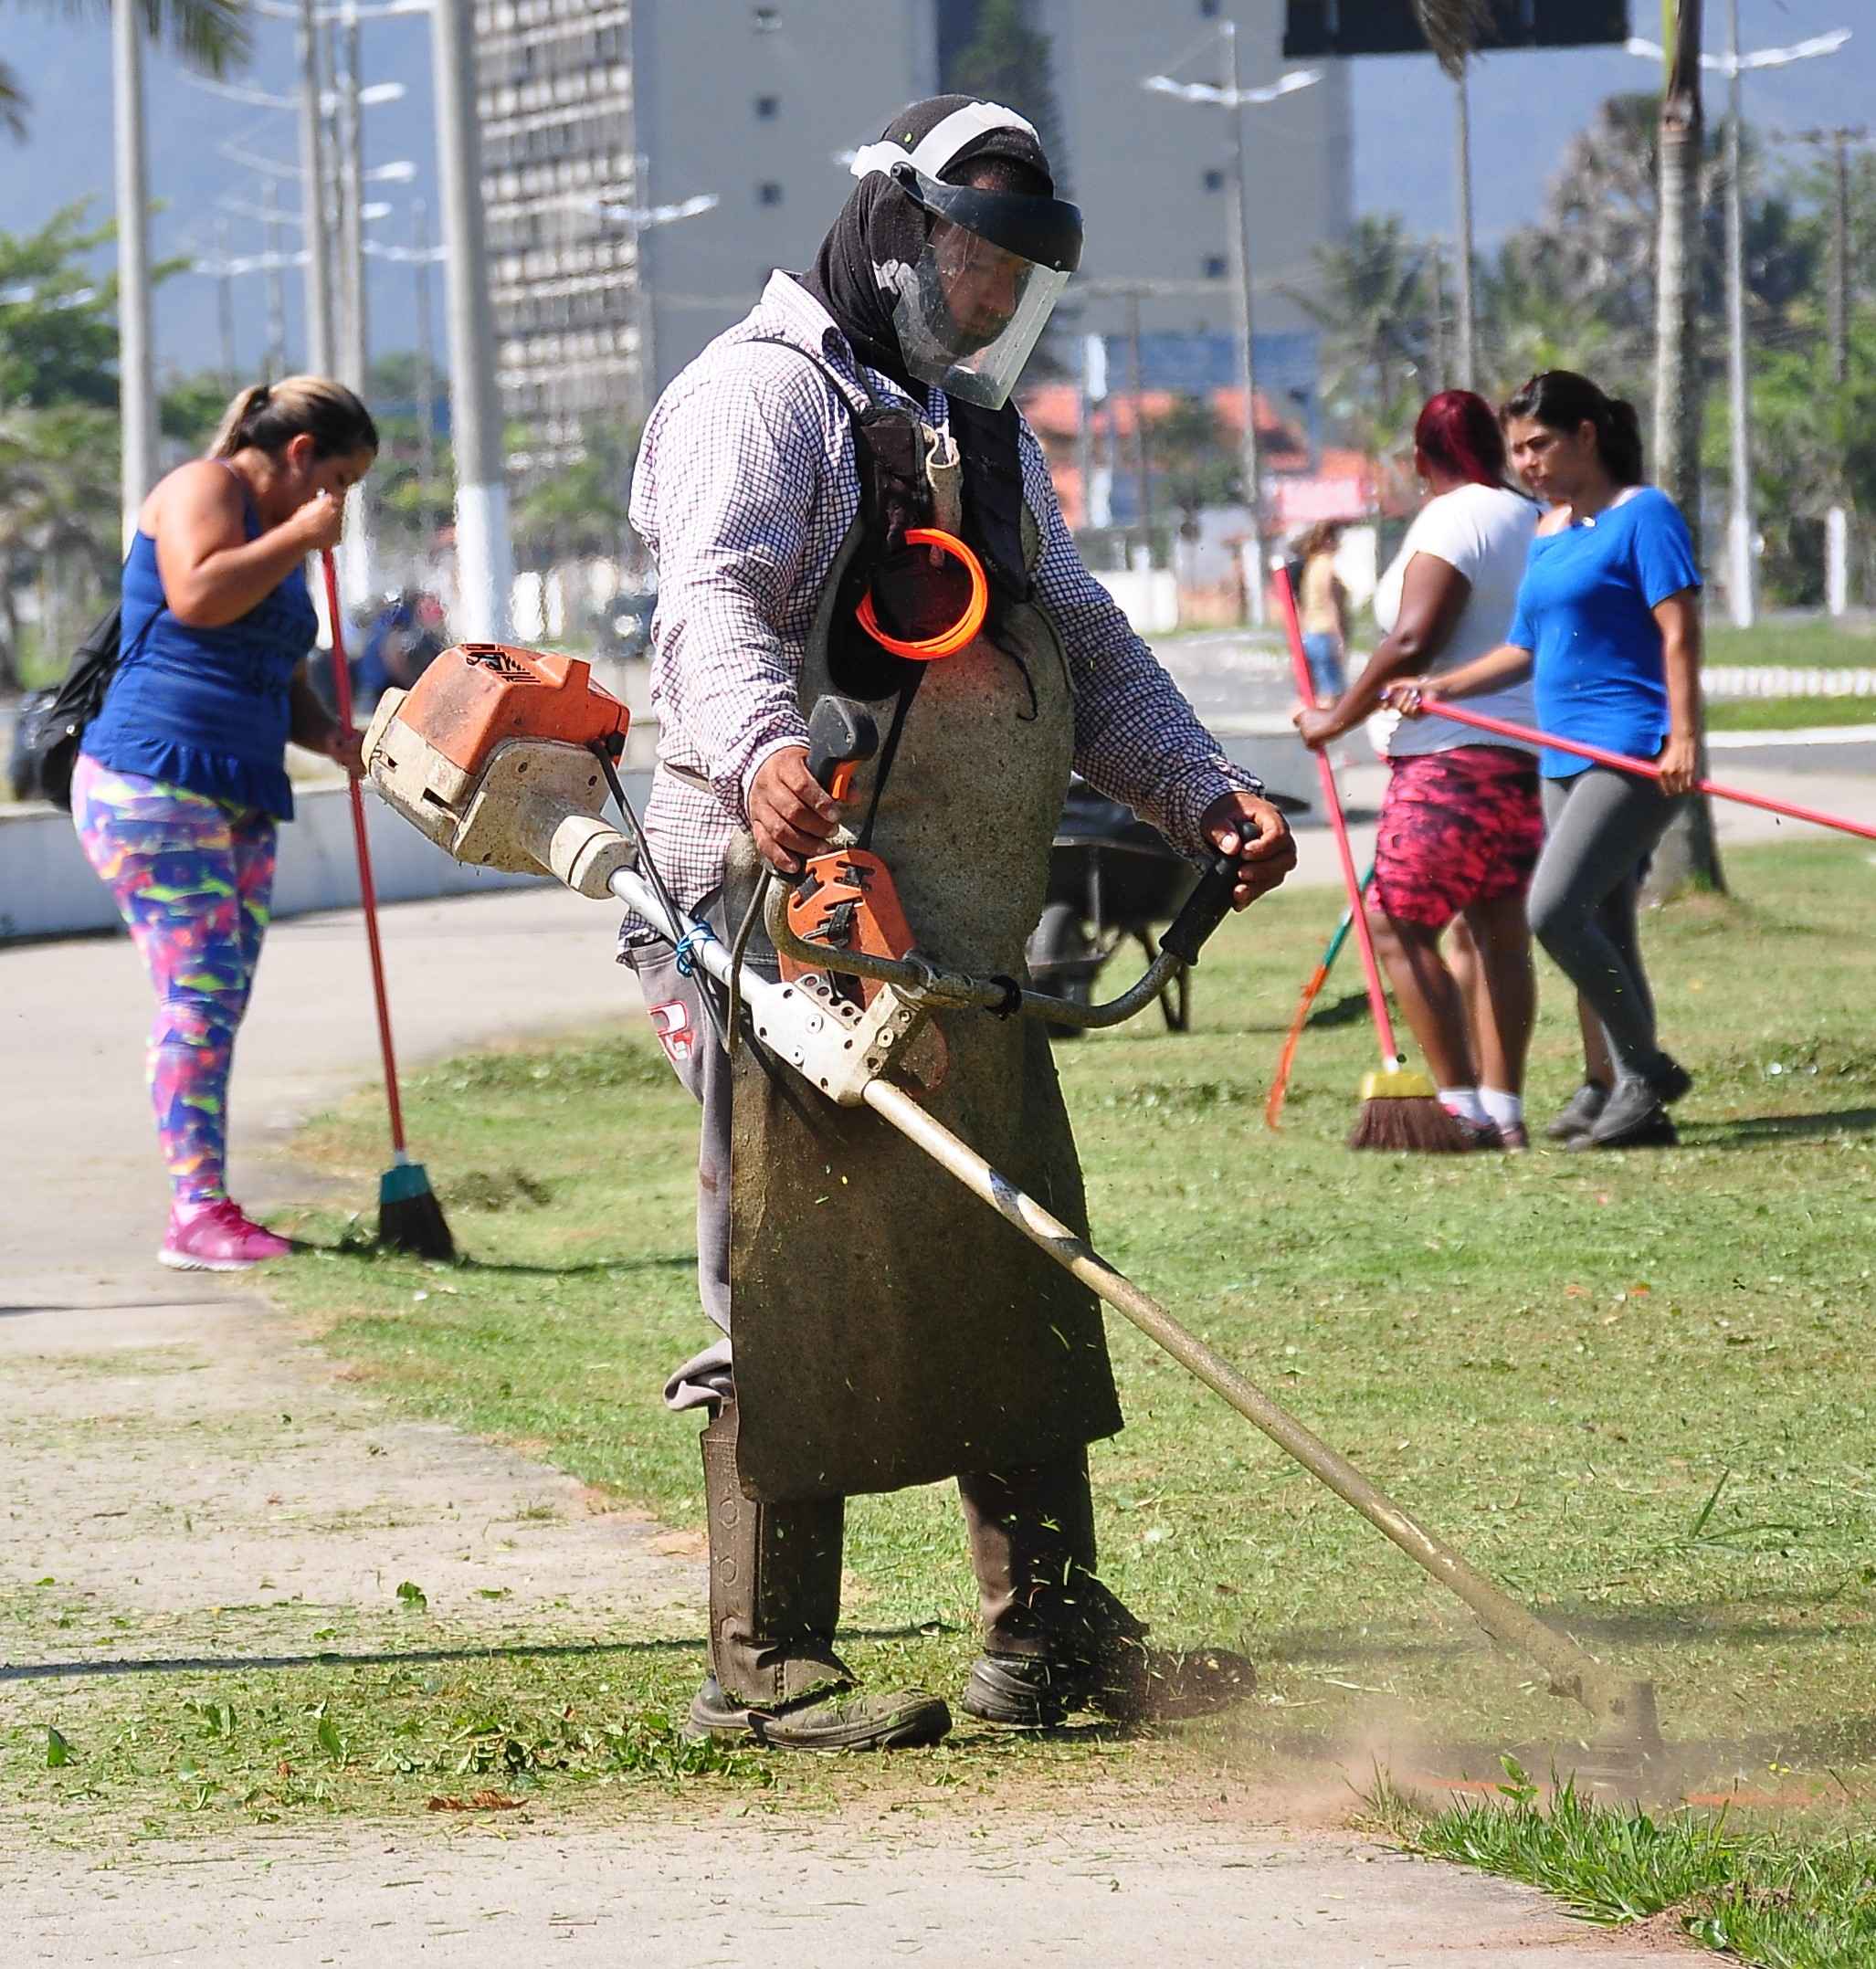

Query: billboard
[{"left": 1283, "top": 1, "right": 1629, "bottom": 59}]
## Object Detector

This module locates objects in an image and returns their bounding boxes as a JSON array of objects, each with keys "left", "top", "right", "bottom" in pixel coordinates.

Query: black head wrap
[{"left": 800, "top": 96, "right": 1056, "bottom": 600}]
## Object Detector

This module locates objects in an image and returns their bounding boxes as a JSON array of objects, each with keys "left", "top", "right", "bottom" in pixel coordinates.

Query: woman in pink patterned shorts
[{"left": 1295, "top": 392, "right": 1541, "bottom": 1148}]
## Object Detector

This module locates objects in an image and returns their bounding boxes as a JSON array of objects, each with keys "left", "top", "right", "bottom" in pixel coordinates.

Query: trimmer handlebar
[
  {"left": 806, "top": 694, "right": 879, "bottom": 804},
  {"left": 1159, "top": 849, "right": 1239, "bottom": 968}
]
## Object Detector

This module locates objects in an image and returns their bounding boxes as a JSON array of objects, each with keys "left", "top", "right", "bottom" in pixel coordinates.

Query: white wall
[
  {"left": 1094, "top": 567, "right": 1180, "bottom": 636},
  {"left": 0, "top": 767, "right": 654, "bottom": 944}
]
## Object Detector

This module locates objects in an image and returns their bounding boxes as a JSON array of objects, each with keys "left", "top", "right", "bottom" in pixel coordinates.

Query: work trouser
[
  {"left": 700, "top": 1401, "right": 1110, "bottom": 1710},
  {"left": 625, "top": 897, "right": 1114, "bottom": 1708},
  {"left": 621, "top": 891, "right": 738, "bottom": 1411}
]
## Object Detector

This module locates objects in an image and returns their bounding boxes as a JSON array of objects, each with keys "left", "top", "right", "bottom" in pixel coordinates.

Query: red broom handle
[
  {"left": 1406, "top": 698, "right": 1876, "bottom": 845},
  {"left": 1276, "top": 567, "right": 1404, "bottom": 1066},
  {"left": 320, "top": 552, "right": 408, "bottom": 1154}
]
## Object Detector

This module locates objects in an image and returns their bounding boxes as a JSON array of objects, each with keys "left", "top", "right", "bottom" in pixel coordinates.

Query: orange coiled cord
[{"left": 854, "top": 527, "right": 988, "bottom": 660}]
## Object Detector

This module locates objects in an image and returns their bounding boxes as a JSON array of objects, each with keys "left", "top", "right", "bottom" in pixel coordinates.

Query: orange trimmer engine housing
[
  {"left": 783, "top": 847, "right": 916, "bottom": 1006},
  {"left": 400, "top": 644, "right": 629, "bottom": 774}
]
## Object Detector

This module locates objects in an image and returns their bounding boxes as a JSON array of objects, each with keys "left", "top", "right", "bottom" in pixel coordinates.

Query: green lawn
[
  {"left": 1374, "top": 1764, "right": 1876, "bottom": 1967},
  {"left": 1704, "top": 617, "right": 1876, "bottom": 670},
  {"left": 275, "top": 840, "right": 1876, "bottom": 1782},
  {"left": 11, "top": 839, "right": 1876, "bottom": 1940},
  {"left": 1705, "top": 695, "right": 1876, "bottom": 732}
]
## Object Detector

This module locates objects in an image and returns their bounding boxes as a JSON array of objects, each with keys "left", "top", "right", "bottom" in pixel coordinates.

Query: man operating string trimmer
[{"left": 621, "top": 96, "right": 1296, "bottom": 1752}]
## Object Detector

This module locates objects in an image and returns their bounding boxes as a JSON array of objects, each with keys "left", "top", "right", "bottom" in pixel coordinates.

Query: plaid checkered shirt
[{"left": 623, "top": 272, "right": 1261, "bottom": 942}]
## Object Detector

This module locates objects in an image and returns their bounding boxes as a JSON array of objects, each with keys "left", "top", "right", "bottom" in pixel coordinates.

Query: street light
[
  {"left": 1143, "top": 42, "right": 1322, "bottom": 626},
  {"left": 248, "top": 0, "right": 431, "bottom": 17},
  {"left": 1628, "top": 19, "right": 1851, "bottom": 629},
  {"left": 583, "top": 184, "right": 721, "bottom": 428},
  {"left": 178, "top": 68, "right": 406, "bottom": 112},
  {"left": 218, "top": 194, "right": 391, "bottom": 226}
]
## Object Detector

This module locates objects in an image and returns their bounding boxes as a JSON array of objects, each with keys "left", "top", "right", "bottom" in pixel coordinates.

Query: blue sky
[{"left": 3, "top": 1, "right": 1871, "bottom": 384}]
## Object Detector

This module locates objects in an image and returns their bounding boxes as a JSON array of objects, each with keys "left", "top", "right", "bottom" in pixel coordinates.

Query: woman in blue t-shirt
[
  {"left": 1389, "top": 371, "right": 1702, "bottom": 1151},
  {"left": 74, "top": 376, "right": 377, "bottom": 1269}
]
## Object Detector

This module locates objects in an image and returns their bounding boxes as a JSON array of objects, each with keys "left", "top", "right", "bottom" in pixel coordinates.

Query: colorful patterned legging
[{"left": 72, "top": 753, "right": 278, "bottom": 1206}]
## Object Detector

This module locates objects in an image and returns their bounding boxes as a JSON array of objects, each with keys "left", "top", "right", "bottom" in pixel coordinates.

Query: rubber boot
[
  {"left": 956, "top": 1452, "right": 1139, "bottom": 1728},
  {"left": 957, "top": 1452, "right": 1254, "bottom": 1728},
  {"left": 689, "top": 1401, "right": 950, "bottom": 1752}
]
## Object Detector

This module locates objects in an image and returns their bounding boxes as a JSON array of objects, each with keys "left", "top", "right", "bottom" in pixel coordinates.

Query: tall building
[
  {"left": 476, "top": 0, "right": 1348, "bottom": 459},
  {"left": 630, "top": 1, "right": 938, "bottom": 406},
  {"left": 476, "top": 0, "right": 938, "bottom": 463},
  {"left": 476, "top": 0, "right": 641, "bottom": 469},
  {"left": 1039, "top": 0, "right": 1352, "bottom": 343}
]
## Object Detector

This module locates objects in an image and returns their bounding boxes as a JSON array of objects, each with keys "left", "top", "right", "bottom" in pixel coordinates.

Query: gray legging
[{"left": 1530, "top": 768, "right": 1679, "bottom": 1080}]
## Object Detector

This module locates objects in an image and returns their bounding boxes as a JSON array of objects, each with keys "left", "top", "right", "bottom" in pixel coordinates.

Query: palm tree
[
  {"left": 1412, "top": 0, "right": 1496, "bottom": 72},
  {"left": 1290, "top": 216, "right": 1439, "bottom": 460},
  {"left": 0, "top": 405, "right": 120, "bottom": 690},
  {"left": 2, "top": 0, "right": 247, "bottom": 140}
]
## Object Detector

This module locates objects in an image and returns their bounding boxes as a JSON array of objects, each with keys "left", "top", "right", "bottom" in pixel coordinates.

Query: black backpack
[{"left": 26, "top": 605, "right": 121, "bottom": 811}]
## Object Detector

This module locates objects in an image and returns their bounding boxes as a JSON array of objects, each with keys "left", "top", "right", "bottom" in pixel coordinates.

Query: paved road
[{"left": 8, "top": 1814, "right": 1682, "bottom": 1967}]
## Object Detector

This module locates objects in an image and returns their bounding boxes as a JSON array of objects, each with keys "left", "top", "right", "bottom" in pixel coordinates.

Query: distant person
[
  {"left": 1296, "top": 390, "right": 1541, "bottom": 1147},
  {"left": 1293, "top": 520, "right": 1350, "bottom": 702},
  {"left": 73, "top": 376, "right": 377, "bottom": 1269},
  {"left": 1389, "top": 370, "right": 1702, "bottom": 1150}
]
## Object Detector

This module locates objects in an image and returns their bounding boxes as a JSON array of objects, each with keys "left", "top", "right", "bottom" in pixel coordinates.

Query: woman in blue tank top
[{"left": 74, "top": 376, "right": 378, "bottom": 1271}]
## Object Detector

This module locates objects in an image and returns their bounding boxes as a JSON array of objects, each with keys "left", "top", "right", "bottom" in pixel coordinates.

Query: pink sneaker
[{"left": 159, "top": 1200, "right": 293, "bottom": 1272}]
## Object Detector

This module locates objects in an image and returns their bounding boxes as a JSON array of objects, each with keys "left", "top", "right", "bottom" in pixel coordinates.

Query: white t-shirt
[{"left": 1372, "top": 482, "right": 1541, "bottom": 759}]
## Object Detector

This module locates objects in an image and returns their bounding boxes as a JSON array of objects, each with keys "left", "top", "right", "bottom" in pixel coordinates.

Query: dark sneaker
[
  {"left": 1491, "top": 1120, "right": 1531, "bottom": 1153},
  {"left": 1575, "top": 1075, "right": 1680, "bottom": 1150},
  {"left": 685, "top": 1676, "right": 951, "bottom": 1752},
  {"left": 1545, "top": 1080, "right": 1609, "bottom": 1142},
  {"left": 1447, "top": 1114, "right": 1502, "bottom": 1152}
]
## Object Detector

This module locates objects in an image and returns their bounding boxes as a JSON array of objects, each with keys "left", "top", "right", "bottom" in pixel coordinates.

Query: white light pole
[
  {"left": 411, "top": 197, "right": 437, "bottom": 540},
  {"left": 1143, "top": 53, "right": 1321, "bottom": 627},
  {"left": 262, "top": 177, "right": 288, "bottom": 376},
  {"left": 1453, "top": 58, "right": 1476, "bottom": 389},
  {"left": 296, "top": 0, "right": 335, "bottom": 374},
  {"left": 431, "top": 0, "right": 511, "bottom": 642},
  {"left": 111, "top": 0, "right": 158, "bottom": 549},
  {"left": 1722, "top": 0, "right": 1754, "bottom": 628},
  {"left": 1628, "top": 23, "right": 1850, "bottom": 629}
]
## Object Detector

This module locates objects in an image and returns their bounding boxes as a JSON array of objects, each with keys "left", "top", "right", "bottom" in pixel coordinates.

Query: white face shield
[
  {"left": 849, "top": 106, "right": 1083, "bottom": 411},
  {"left": 888, "top": 184, "right": 1075, "bottom": 409}
]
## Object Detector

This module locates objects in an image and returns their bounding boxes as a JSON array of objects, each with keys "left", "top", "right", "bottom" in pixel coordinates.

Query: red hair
[{"left": 1414, "top": 390, "right": 1505, "bottom": 489}]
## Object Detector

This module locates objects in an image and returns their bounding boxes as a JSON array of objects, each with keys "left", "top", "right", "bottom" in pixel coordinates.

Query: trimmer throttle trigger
[
  {"left": 806, "top": 695, "right": 880, "bottom": 804},
  {"left": 1160, "top": 849, "right": 1240, "bottom": 967}
]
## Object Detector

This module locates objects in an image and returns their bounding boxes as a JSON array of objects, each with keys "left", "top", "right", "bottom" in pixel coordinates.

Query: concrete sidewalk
[{"left": 4, "top": 877, "right": 1691, "bottom": 1965}]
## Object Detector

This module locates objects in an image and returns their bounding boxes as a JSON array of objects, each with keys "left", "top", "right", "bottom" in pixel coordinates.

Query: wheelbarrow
[{"left": 1027, "top": 778, "right": 1309, "bottom": 1037}]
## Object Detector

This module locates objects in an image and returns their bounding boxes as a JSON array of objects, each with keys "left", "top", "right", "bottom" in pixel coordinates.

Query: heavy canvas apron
[{"left": 726, "top": 463, "right": 1122, "bottom": 1503}]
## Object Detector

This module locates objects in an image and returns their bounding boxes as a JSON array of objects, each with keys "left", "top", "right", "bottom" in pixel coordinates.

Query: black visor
[{"left": 890, "top": 163, "right": 1083, "bottom": 274}]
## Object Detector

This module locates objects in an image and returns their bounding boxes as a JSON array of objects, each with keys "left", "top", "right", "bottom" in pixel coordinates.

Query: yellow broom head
[
  {"left": 1358, "top": 1065, "right": 1439, "bottom": 1101},
  {"left": 1348, "top": 1062, "right": 1470, "bottom": 1153}
]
